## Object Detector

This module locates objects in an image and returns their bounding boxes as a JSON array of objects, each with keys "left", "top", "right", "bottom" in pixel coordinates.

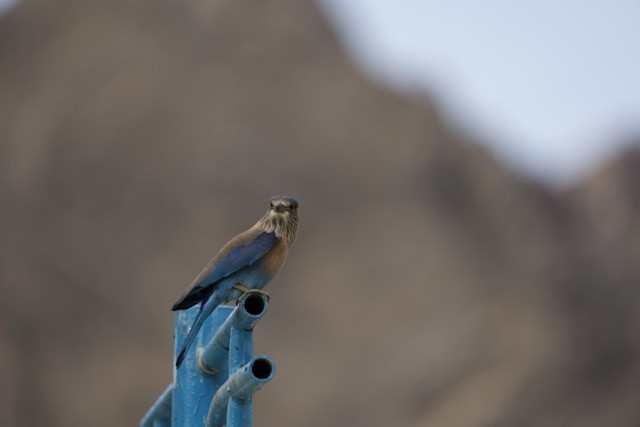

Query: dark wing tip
[
  {"left": 171, "top": 287, "right": 207, "bottom": 311},
  {"left": 171, "top": 298, "right": 198, "bottom": 311},
  {"left": 171, "top": 299, "right": 184, "bottom": 311}
]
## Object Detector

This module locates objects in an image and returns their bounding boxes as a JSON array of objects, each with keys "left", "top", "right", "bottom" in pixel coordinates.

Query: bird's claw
[{"left": 233, "top": 284, "right": 271, "bottom": 304}]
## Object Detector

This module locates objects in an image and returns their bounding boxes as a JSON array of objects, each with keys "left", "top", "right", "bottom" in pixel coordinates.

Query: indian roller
[{"left": 172, "top": 195, "right": 300, "bottom": 369}]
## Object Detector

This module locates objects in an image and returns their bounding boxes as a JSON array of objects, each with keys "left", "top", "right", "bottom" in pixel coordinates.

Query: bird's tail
[
  {"left": 175, "top": 291, "right": 224, "bottom": 369},
  {"left": 176, "top": 306, "right": 205, "bottom": 369}
]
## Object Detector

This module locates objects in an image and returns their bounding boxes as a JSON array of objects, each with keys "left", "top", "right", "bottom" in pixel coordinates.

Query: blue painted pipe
[
  {"left": 173, "top": 306, "right": 232, "bottom": 426},
  {"left": 206, "top": 356, "right": 276, "bottom": 427},
  {"left": 199, "top": 293, "right": 269, "bottom": 373},
  {"left": 139, "top": 384, "right": 173, "bottom": 427},
  {"left": 142, "top": 291, "right": 274, "bottom": 426}
]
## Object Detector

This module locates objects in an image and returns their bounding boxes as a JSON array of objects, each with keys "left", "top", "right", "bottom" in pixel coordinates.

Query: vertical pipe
[
  {"left": 172, "top": 305, "right": 233, "bottom": 427},
  {"left": 226, "top": 321, "right": 253, "bottom": 427},
  {"left": 143, "top": 293, "right": 273, "bottom": 427},
  {"left": 199, "top": 293, "right": 269, "bottom": 373}
]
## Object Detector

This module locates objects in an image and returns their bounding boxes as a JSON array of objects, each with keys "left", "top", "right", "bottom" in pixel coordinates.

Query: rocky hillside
[{"left": 1, "top": 0, "right": 638, "bottom": 426}]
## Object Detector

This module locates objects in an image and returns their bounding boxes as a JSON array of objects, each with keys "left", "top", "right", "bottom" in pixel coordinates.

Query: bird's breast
[{"left": 259, "top": 240, "right": 289, "bottom": 277}]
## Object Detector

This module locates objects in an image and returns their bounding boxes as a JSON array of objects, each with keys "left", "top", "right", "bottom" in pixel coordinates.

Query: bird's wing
[{"left": 172, "top": 230, "right": 279, "bottom": 310}]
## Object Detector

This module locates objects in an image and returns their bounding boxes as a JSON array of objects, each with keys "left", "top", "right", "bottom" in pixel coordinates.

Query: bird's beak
[{"left": 274, "top": 203, "right": 285, "bottom": 213}]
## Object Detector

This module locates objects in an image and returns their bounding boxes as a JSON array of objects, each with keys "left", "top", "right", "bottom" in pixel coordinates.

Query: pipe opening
[
  {"left": 243, "top": 294, "right": 266, "bottom": 316},
  {"left": 251, "top": 358, "right": 273, "bottom": 380}
]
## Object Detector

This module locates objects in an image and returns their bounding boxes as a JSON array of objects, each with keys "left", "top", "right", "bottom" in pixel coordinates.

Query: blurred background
[{"left": 1, "top": 0, "right": 639, "bottom": 426}]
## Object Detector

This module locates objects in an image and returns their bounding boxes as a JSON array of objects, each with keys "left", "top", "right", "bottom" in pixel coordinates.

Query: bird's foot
[
  {"left": 232, "top": 284, "right": 251, "bottom": 295},
  {"left": 233, "top": 284, "right": 270, "bottom": 304}
]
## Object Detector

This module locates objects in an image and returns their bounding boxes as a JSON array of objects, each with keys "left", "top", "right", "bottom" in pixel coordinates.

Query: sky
[
  {"left": 318, "top": 0, "right": 640, "bottom": 187},
  {"left": 0, "top": 0, "right": 16, "bottom": 14}
]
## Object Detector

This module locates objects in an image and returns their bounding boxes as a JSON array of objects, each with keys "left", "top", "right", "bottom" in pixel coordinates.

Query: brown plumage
[{"left": 172, "top": 195, "right": 300, "bottom": 368}]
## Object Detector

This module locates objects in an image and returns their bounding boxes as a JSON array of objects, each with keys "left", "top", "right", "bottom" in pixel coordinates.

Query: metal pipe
[
  {"left": 143, "top": 291, "right": 273, "bottom": 426},
  {"left": 198, "top": 293, "right": 269, "bottom": 374},
  {"left": 172, "top": 306, "right": 232, "bottom": 427},
  {"left": 139, "top": 384, "right": 173, "bottom": 427},
  {"left": 206, "top": 355, "right": 276, "bottom": 427},
  {"left": 227, "top": 307, "right": 254, "bottom": 427}
]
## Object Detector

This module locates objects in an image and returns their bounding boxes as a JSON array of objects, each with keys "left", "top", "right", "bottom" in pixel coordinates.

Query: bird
[{"left": 172, "top": 195, "right": 299, "bottom": 369}]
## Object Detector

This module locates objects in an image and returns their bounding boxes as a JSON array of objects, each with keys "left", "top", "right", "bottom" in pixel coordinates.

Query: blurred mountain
[{"left": 1, "top": 0, "right": 639, "bottom": 426}]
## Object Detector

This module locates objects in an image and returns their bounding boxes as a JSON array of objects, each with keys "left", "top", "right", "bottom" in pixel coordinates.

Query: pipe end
[
  {"left": 240, "top": 292, "right": 269, "bottom": 318},
  {"left": 249, "top": 356, "right": 275, "bottom": 382}
]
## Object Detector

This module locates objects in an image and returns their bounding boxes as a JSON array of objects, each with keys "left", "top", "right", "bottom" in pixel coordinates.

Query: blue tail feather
[
  {"left": 176, "top": 306, "right": 207, "bottom": 369},
  {"left": 175, "top": 291, "right": 225, "bottom": 369}
]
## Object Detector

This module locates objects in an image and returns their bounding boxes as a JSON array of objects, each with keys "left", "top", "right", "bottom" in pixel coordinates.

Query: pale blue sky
[
  {"left": 318, "top": 0, "right": 640, "bottom": 186},
  {"left": 0, "top": 0, "right": 16, "bottom": 14}
]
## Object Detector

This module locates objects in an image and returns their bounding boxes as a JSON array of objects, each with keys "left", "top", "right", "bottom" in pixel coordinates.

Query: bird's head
[
  {"left": 268, "top": 195, "right": 299, "bottom": 217},
  {"left": 259, "top": 195, "right": 300, "bottom": 244}
]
